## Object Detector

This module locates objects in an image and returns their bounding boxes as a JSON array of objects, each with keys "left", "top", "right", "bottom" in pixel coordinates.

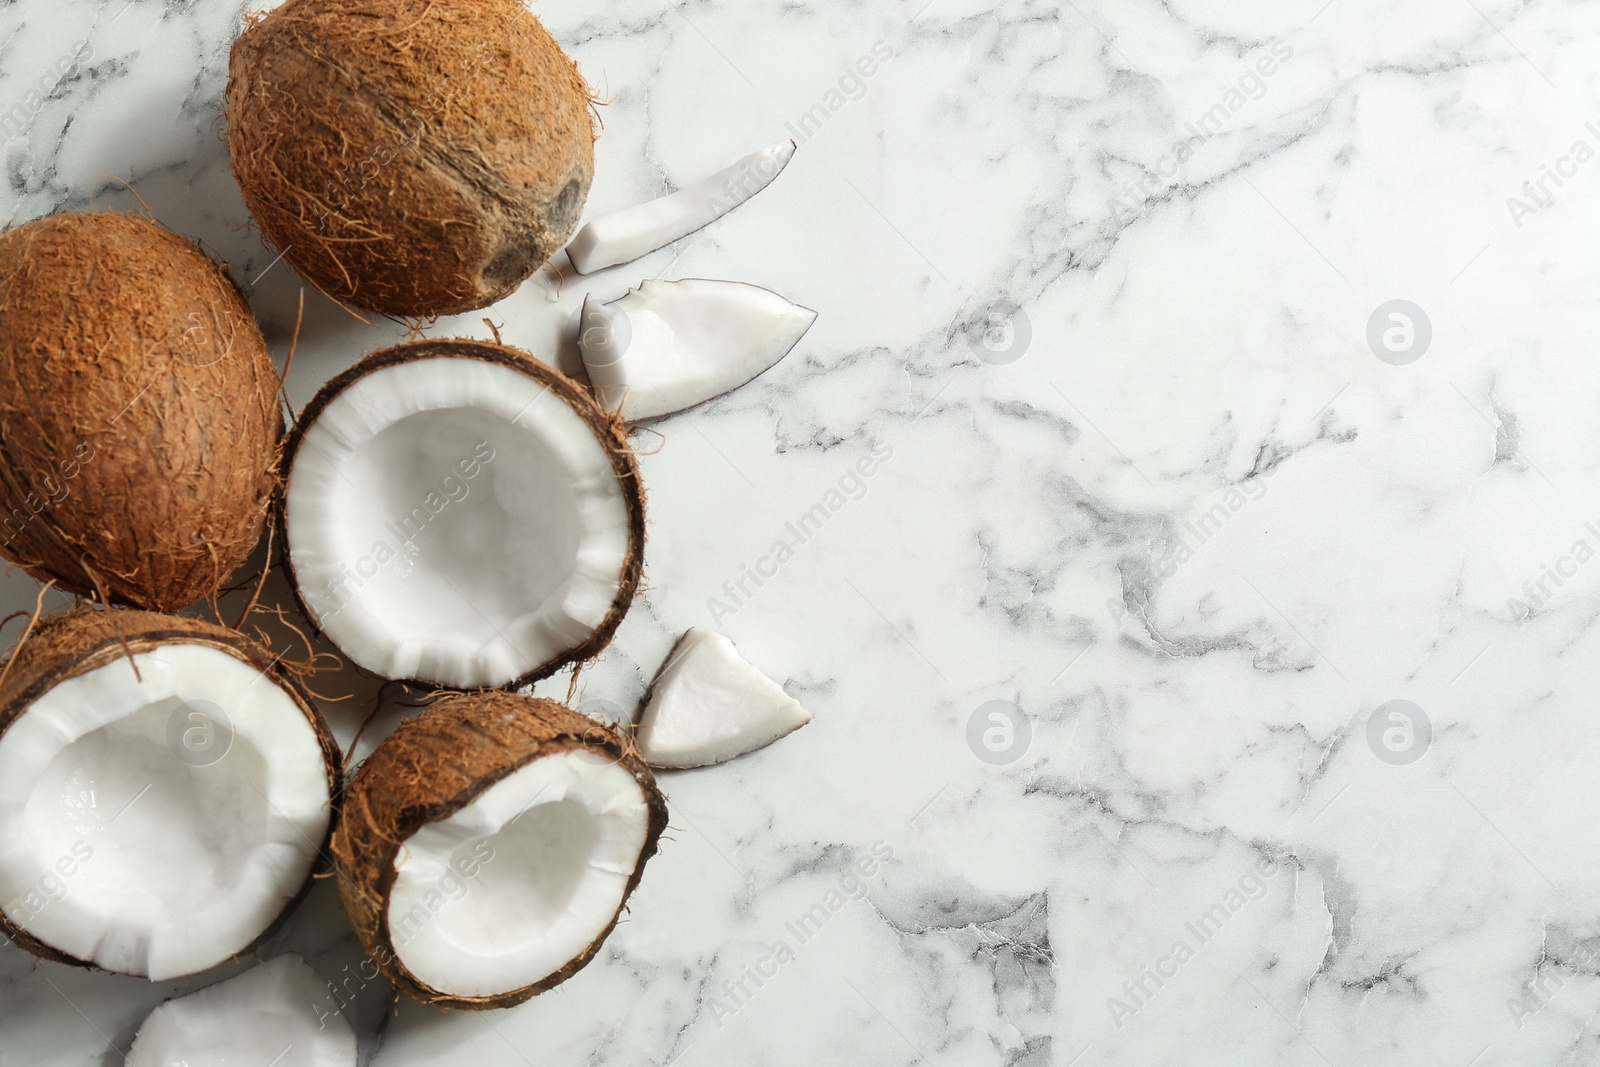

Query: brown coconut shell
[
  {"left": 333, "top": 690, "right": 668, "bottom": 1008},
  {"left": 0, "top": 607, "right": 341, "bottom": 972},
  {"left": 226, "top": 0, "right": 596, "bottom": 317},
  {"left": 278, "top": 337, "right": 645, "bottom": 690},
  {"left": 0, "top": 211, "right": 282, "bottom": 612}
]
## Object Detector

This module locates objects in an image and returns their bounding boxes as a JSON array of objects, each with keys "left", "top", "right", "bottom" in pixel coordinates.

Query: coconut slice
[
  {"left": 281, "top": 339, "right": 645, "bottom": 690},
  {"left": 579, "top": 279, "right": 816, "bottom": 421},
  {"left": 565, "top": 140, "right": 796, "bottom": 274},
  {"left": 334, "top": 692, "right": 667, "bottom": 1008},
  {"left": 636, "top": 628, "right": 811, "bottom": 769},
  {"left": 0, "top": 610, "right": 338, "bottom": 980},
  {"left": 127, "top": 954, "right": 356, "bottom": 1067}
]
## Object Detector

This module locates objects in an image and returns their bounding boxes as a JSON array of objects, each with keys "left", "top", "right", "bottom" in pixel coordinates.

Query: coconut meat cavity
[
  {"left": 285, "top": 356, "right": 633, "bottom": 688},
  {"left": 0, "top": 644, "right": 332, "bottom": 979},
  {"left": 386, "top": 749, "right": 652, "bottom": 999}
]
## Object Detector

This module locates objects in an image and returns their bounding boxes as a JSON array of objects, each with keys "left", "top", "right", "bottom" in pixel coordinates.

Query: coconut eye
[{"left": 281, "top": 339, "right": 643, "bottom": 689}]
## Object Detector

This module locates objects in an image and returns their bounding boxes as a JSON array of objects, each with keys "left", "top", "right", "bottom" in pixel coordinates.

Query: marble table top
[{"left": 3, "top": 0, "right": 1600, "bottom": 1064}]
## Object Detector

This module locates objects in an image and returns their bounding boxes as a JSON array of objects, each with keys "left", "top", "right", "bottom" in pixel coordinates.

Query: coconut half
[
  {"left": 127, "top": 954, "right": 356, "bottom": 1067},
  {"left": 334, "top": 692, "right": 667, "bottom": 1008},
  {"left": 566, "top": 140, "right": 796, "bottom": 274},
  {"left": 636, "top": 628, "right": 811, "bottom": 769},
  {"left": 579, "top": 279, "right": 816, "bottom": 421},
  {"left": 0, "top": 610, "right": 338, "bottom": 980},
  {"left": 281, "top": 339, "right": 644, "bottom": 690}
]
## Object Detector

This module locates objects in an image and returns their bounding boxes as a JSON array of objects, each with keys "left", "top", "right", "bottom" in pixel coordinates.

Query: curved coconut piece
[
  {"left": 637, "top": 628, "right": 811, "bottom": 769},
  {"left": 0, "top": 211, "right": 282, "bottom": 611},
  {"left": 127, "top": 954, "right": 356, "bottom": 1067},
  {"left": 0, "top": 609, "right": 339, "bottom": 980},
  {"left": 227, "top": 0, "right": 595, "bottom": 317},
  {"left": 579, "top": 279, "right": 816, "bottom": 421},
  {"left": 280, "top": 339, "right": 644, "bottom": 690},
  {"left": 334, "top": 691, "right": 667, "bottom": 1009},
  {"left": 566, "top": 140, "right": 796, "bottom": 275}
]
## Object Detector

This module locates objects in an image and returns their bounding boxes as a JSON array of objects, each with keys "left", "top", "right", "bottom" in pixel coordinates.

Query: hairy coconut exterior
[
  {"left": 334, "top": 691, "right": 668, "bottom": 1008},
  {"left": 226, "top": 0, "right": 595, "bottom": 317},
  {"left": 0, "top": 212, "right": 281, "bottom": 611},
  {"left": 279, "top": 337, "right": 645, "bottom": 690},
  {"left": 0, "top": 607, "right": 341, "bottom": 972}
]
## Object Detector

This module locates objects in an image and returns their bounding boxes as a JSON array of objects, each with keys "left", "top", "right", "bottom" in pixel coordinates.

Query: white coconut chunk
[
  {"left": 386, "top": 750, "right": 652, "bottom": 999},
  {"left": 0, "top": 646, "right": 331, "bottom": 979},
  {"left": 636, "top": 629, "right": 811, "bottom": 769},
  {"left": 579, "top": 279, "right": 816, "bottom": 421},
  {"left": 127, "top": 953, "right": 356, "bottom": 1067},
  {"left": 285, "top": 357, "right": 633, "bottom": 688},
  {"left": 566, "top": 140, "right": 796, "bottom": 274}
]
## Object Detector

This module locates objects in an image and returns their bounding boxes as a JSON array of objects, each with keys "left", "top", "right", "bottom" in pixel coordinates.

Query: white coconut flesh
[
  {"left": 565, "top": 139, "right": 796, "bottom": 275},
  {"left": 127, "top": 953, "right": 356, "bottom": 1067},
  {"left": 0, "top": 644, "right": 331, "bottom": 979},
  {"left": 285, "top": 357, "right": 633, "bottom": 688},
  {"left": 386, "top": 749, "right": 651, "bottom": 998},
  {"left": 637, "top": 628, "right": 811, "bottom": 769},
  {"left": 579, "top": 279, "right": 817, "bottom": 421}
]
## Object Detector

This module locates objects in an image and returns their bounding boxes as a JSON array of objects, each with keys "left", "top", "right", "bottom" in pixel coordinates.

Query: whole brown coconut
[
  {"left": 0, "top": 608, "right": 340, "bottom": 976},
  {"left": 334, "top": 691, "right": 668, "bottom": 1009},
  {"left": 0, "top": 212, "right": 281, "bottom": 611},
  {"left": 226, "top": 0, "right": 596, "bottom": 317}
]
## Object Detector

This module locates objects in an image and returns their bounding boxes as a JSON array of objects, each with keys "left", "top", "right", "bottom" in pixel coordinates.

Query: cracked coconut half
[
  {"left": 334, "top": 691, "right": 667, "bottom": 1008},
  {"left": 0, "top": 611, "right": 338, "bottom": 980},
  {"left": 281, "top": 339, "right": 644, "bottom": 690}
]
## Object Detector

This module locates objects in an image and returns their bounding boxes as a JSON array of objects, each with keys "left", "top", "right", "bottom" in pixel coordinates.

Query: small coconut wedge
[
  {"left": 281, "top": 339, "right": 645, "bottom": 690},
  {"left": 127, "top": 954, "right": 356, "bottom": 1067},
  {"left": 0, "top": 610, "right": 338, "bottom": 980},
  {"left": 334, "top": 692, "right": 667, "bottom": 1008},
  {"left": 636, "top": 628, "right": 811, "bottom": 769},
  {"left": 579, "top": 279, "right": 816, "bottom": 421},
  {"left": 566, "top": 140, "right": 795, "bottom": 274}
]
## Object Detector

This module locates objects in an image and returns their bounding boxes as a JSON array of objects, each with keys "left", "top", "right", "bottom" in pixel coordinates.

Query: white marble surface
[{"left": 4, "top": 0, "right": 1600, "bottom": 1063}]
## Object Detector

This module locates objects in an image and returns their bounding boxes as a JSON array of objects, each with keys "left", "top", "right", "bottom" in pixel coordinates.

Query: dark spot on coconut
[
  {"left": 481, "top": 238, "right": 537, "bottom": 291},
  {"left": 551, "top": 176, "right": 584, "bottom": 234}
]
